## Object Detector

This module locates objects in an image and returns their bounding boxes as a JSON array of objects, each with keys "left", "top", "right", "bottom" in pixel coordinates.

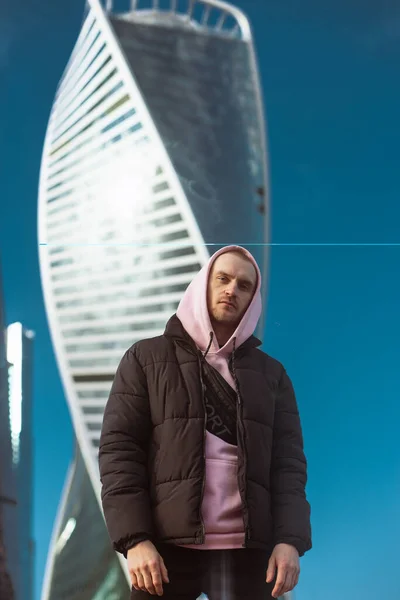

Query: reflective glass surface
[
  {"left": 110, "top": 16, "right": 267, "bottom": 272},
  {"left": 46, "top": 448, "right": 129, "bottom": 600}
]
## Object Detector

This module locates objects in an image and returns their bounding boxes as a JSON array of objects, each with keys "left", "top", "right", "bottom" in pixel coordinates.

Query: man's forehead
[{"left": 211, "top": 254, "right": 257, "bottom": 283}]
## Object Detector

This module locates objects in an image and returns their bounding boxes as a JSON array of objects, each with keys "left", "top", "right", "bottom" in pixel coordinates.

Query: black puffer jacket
[{"left": 99, "top": 314, "right": 312, "bottom": 557}]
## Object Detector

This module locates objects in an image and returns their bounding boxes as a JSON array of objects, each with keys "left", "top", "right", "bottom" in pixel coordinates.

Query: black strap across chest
[{"left": 200, "top": 356, "right": 238, "bottom": 446}]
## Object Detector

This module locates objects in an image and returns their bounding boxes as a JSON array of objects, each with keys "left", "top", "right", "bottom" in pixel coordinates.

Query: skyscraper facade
[
  {"left": 38, "top": 0, "right": 270, "bottom": 597},
  {"left": 6, "top": 323, "right": 35, "bottom": 600},
  {"left": 0, "top": 273, "right": 15, "bottom": 599},
  {"left": 0, "top": 268, "right": 35, "bottom": 600},
  {"left": 41, "top": 446, "right": 128, "bottom": 600}
]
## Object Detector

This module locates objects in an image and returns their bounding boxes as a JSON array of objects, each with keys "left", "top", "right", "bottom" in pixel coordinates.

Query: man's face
[{"left": 207, "top": 252, "right": 257, "bottom": 328}]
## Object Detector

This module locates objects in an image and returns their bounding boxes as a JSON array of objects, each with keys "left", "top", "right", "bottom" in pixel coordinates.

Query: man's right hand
[{"left": 127, "top": 540, "right": 169, "bottom": 596}]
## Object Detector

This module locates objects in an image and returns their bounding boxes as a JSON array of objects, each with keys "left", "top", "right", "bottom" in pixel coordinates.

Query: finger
[
  {"left": 271, "top": 566, "right": 288, "bottom": 598},
  {"left": 150, "top": 564, "right": 164, "bottom": 596},
  {"left": 266, "top": 556, "right": 276, "bottom": 583},
  {"left": 283, "top": 567, "right": 298, "bottom": 595},
  {"left": 272, "top": 577, "right": 285, "bottom": 599},
  {"left": 292, "top": 568, "right": 300, "bottom": 590},
  {"left": 142, "top": 566, "right": 157, "bottom": 595},
  {"left": 136, "top": 571, "right": 146, "bottom": 592},
  {"left": 282, "top": 571, "right": 295, "bottom": 595},
  {"left": 131, "top": 571, "right": 139, "bottom": 590},
  {"left": 160, "top": 557, "right": 169, "bottom": 583}
]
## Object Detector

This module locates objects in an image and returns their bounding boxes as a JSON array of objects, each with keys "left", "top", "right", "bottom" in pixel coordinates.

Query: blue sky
[{"left": 1, "top": 1, "right": 400, "bottom": 599}]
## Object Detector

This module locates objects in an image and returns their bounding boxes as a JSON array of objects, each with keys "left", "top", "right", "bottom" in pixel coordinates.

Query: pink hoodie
[{"left": 175, "top": 245, "right": 263, "bottom": 550}]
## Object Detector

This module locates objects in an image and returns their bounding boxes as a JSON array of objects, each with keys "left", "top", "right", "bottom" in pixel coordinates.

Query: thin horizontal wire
[{"left": 38, "top": 242, "right": 400, "bottom": 247}]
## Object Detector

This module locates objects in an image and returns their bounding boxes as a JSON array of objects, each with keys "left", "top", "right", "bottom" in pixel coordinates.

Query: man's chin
[{"left": 212, "top": 310, "right": 238, "bottom": 324}]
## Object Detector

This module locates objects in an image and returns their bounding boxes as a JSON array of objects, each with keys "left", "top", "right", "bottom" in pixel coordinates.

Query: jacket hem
[
  {"left": 154, "top": 535, "right": 274, "bottom": 553},
  {"left": 177, "top": 531, "right": 245, "bottom": 550}
]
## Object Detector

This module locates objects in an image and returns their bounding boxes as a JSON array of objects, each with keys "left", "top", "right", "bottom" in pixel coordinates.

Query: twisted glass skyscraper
[{"left": 39, "top": 1, "right": 270, "bottom": 597}]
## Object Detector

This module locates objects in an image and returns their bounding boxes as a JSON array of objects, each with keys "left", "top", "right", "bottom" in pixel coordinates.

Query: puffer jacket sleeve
[
  {"left": 270, "top": 367, "right": 312, "bottom": 557},
  {"left": 99, "top": 345, "right": 154, "bottom": 556}
]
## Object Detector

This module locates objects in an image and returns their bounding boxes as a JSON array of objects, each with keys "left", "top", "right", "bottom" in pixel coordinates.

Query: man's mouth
[{"left": 219, "top": 301, "right": 235, "bottom": 309}]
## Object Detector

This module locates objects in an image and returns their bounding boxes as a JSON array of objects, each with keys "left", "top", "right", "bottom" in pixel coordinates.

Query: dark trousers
[{"left": 130, "top": 543, "right": 276, "bottom": 600}]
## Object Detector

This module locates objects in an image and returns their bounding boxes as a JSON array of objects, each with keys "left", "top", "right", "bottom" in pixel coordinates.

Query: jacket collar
[{"left": 164, "top": 313, "right": 262, "bottom": 356}]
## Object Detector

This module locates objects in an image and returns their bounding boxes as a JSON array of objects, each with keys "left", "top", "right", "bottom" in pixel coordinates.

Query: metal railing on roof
[{"left": 103, "top": 0, "right": 251, "bottom": 41}]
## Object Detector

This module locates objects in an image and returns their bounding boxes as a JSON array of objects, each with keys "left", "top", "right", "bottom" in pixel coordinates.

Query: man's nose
[{"left": 225, "top": 283, "right": 238, "bottom": 296}]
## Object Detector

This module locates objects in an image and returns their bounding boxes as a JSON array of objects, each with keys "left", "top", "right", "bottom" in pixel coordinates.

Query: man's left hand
[{"left": 266, "top": 543, "right": 300, "bottom": 598}]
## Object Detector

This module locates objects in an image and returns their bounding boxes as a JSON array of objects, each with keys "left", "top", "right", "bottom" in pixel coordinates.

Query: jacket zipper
[
  {"left": 231, "top": 357, "right": 251, "bottom": 547},
  {"left": 196, "top": 364, "right": 207, "bottom": 544}
]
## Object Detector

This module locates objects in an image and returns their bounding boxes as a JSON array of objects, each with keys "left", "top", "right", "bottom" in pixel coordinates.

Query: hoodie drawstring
[{"left": 202, "top": 332, "right": 213, "bottom": 360}]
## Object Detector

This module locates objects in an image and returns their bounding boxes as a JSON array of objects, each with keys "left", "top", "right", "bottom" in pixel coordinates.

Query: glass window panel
[
  {"left": 81, "top": 407, "right": 106, "bottom": 415},
  {"left": 56, "top": 283, "right": 188, "bottom": 309},
  {"left": 87, "top": 422, "right": 102, "bottom": 431},
  {"left": 53, "top": 260, "right": 197, "bottom": 296},
  {"left": 78, "top": 390, "right": 109, "bottom": 399},
  {"left": 64, "top": 319, "right": 166, "bottom": 338},
  {"left": 68, "top": 357, "right": 120, "bottom": 368}
]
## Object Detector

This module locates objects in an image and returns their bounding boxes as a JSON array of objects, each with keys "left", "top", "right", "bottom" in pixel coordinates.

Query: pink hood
[{"left": 176, "top": 245, "right": 262, "bottom": 356}]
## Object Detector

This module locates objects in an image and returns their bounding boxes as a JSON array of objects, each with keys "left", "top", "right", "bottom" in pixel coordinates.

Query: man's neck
[{"left": 212, "top": 325, "right": 235, "bottom": 348}]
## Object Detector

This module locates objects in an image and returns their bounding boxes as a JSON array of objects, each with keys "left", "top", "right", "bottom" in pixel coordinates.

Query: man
[{"left": 99, "top": 245, "right": 311, "bottom": 600}]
